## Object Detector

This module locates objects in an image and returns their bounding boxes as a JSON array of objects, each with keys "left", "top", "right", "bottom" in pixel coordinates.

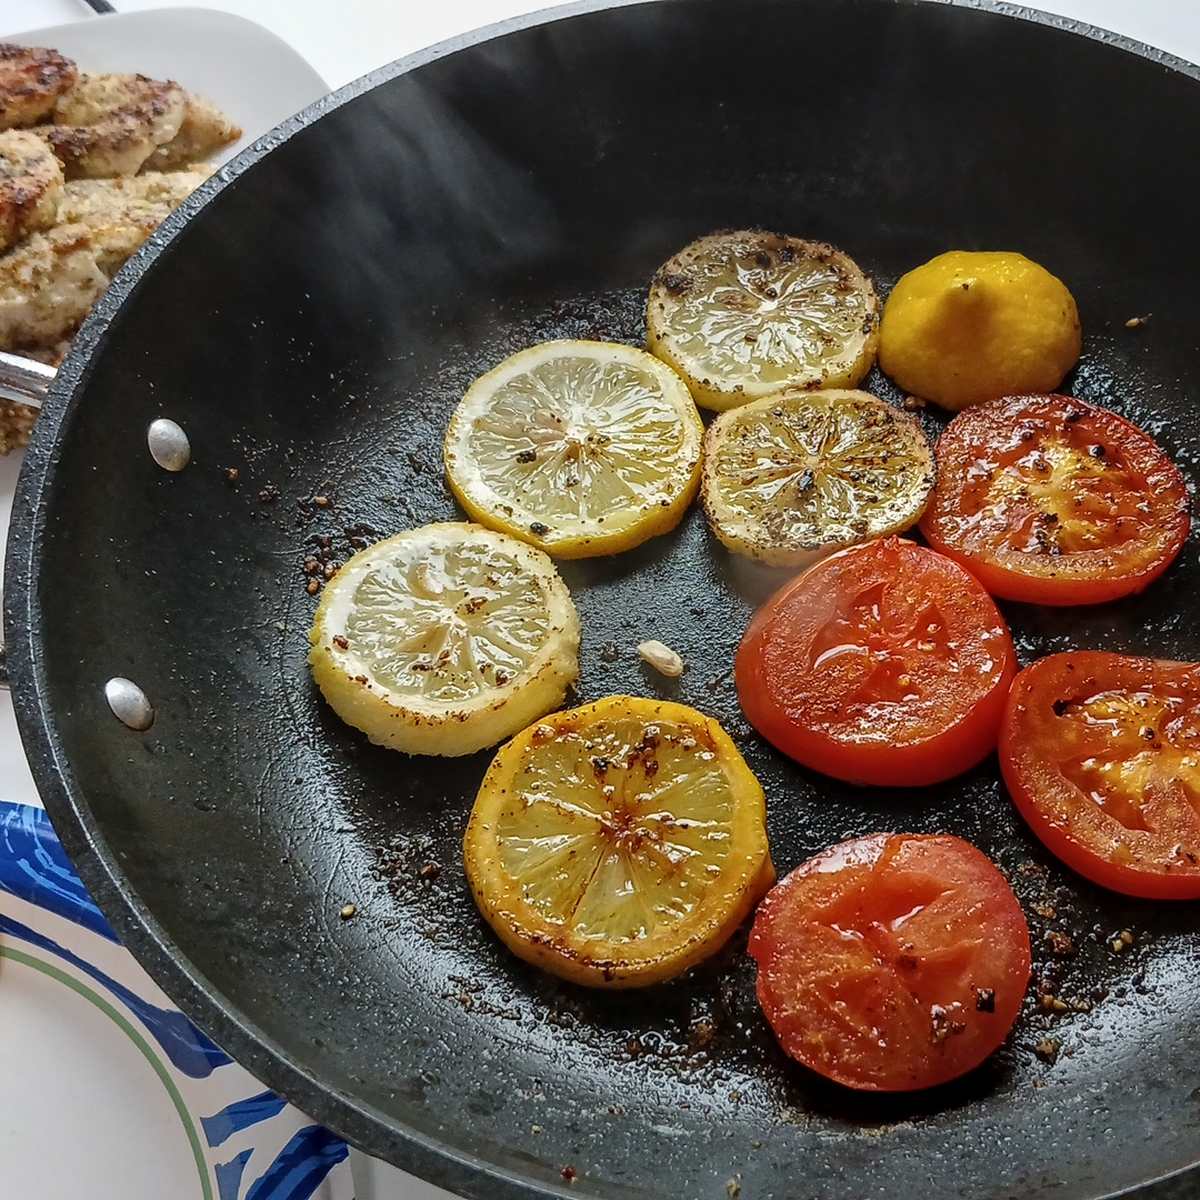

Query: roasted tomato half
[
  {"left": 920, "top": 394, "right": 1189, "bottom": 605},
  {"left": 736, "top": 538, "right": 1016, "bottom": 786},
  {"left": 749, "top": 833, "right": 1030, "bottom": 1091},
  {"left": 1001, "top": 651, "right": 1200, "bottom": 898}
]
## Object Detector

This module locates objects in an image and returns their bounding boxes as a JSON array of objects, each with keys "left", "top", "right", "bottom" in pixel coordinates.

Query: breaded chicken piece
[
  {"left": 18, "top": 337, "right": 68, "bottom": 367},
  {"left": 0, "top": 397, "right": 37, "bottom": 455},
  {"left": 58, "top": 164, "right": 211, "bottom": 273},
  {"left": 0, "top": 223, "right": 107, "bottom": 351},
  {"left": 0, "top": 337, "right": 67, "bottom": 453},
  {"left": 37, "top": 72, "right": 186, "bottom": 177},
  {"left": 0, "top": 129, "right": 63, "bottom": 253},
  {"left": 0, "top": 166, "right": 209, "bottom": 424},
  {"left": 0, "top": 44, "right": 78, "bottom": 130},
  {"left": 143, "top": 93, "right": 240, "bottom": 171}
]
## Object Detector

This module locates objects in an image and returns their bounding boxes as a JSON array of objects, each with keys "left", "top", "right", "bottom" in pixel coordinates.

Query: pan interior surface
[{"left": 11, "top": 2, "right": 1200, "bottom": 1198}]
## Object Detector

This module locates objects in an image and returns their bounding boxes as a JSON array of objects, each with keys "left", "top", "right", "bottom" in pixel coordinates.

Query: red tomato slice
[
  {"left": 920, "top": 394, "right": 1190, "bottom": 606},
  {"left": 735, "top": 538, "right": 1016, "bottom": 786},
  {"left": 1000, "top": 651, "right": 1200, "bottom": 899},
  {"left": 749, "top": 833, "right": 1030, "bottom": 1092}
]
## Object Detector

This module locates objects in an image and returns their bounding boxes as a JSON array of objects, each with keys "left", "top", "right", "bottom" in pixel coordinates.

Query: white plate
[
  {"left": 0, "top": 800, "right": 353, "bottom": 1200},
  {"left": 9, "top": 6, "right": 330, "bottom": 166}
]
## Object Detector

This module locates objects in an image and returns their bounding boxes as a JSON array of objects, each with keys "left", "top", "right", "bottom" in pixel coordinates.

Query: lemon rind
[{"left": 878, "top": 250, "right": 1081, "bottom": 412}]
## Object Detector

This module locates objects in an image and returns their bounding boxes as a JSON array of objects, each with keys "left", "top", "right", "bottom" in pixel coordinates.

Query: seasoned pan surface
[{"left": 8, "top": 2, "right": 1200, "bottom": 1197}]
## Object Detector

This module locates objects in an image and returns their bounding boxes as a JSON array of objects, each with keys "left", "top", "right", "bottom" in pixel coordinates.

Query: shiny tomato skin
[
  {"left": 920, "top": 394, "right": 1190, "bottom": 606},
  {"left": 736, "top": 538, "right": 1016, "bottom": 786},
  {"left": 1001, "top": 652, "right": 1200, "bottom": 899},
  {"left": 749, "top": 833, "right": 1030, "bottom": 1092}
]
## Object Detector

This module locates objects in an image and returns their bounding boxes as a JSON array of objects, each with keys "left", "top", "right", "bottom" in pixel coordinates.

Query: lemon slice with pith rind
[
  {"left": 443, "top": 340, "right": 703, "bottom": 558},
  {"left": 646, "top": 230, "right": 881, "bottom": 412},
  {"left": 701, "top": 388, "right": 934, "bottom": 566},
  {"left": 308, "top": 522, "right": 579, "bottom": 756},
  {"left": 464, "top": 696, "right": 774, "bottom": 988}
]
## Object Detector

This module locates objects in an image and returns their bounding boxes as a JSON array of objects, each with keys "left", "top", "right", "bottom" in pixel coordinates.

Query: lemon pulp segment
[
  {"left": 646, "top": 230, "right": 880, "bottom": 412},
  {"left": 701, "top": 388, "right": 934, "bottom": 566},
  {"left": 444, "top": 340, "right": 703, "bottom": 558},
  {"left": 464, "top": 697, "right": 774, "bottom": 987},
  {"left": 308, "top": 522, "right": 579, "bottom": 756}
]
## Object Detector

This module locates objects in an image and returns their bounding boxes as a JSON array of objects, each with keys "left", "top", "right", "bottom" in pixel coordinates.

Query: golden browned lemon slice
[
  {"left": 464, "top": 696, "right": 774, "bottom": 988},
  {"left": 646, "top": 230, "right": 880, "bottom": 412},
  {"left": 701, "top": 388, "right": 934, "bottom": 566},
  {"left": 443, "top": 340, "right": 703, "bottom": 558},
  {"left": 308, "top": 522, "right": 579, "bottom": 756}
]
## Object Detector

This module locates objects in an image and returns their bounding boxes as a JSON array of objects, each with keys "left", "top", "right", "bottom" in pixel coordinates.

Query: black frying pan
[{"left": 6, "top": 1, "right": 1200, "bottom": 1197}]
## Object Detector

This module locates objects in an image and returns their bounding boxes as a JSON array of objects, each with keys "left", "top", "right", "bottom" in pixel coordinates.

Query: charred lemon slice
[
  {"left": 646, "top": 230, "right": 880, "bottom": 412},
  {"left": 444, "top": 340, "right": 703, "bottom": 558},
  {"left": 464, "top": 696, "right": 774, "bottom": 988},
  {"left": 308, "top": 522, "right": 579, "bottom": 756},
  {"left": 701, "top": 388, "right": 934, "bottom": 566}
]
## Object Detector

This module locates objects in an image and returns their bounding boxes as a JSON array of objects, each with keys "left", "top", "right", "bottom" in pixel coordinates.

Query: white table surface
[{"left": 2, "top": 1, "right": 1199, "bottom": 1198}]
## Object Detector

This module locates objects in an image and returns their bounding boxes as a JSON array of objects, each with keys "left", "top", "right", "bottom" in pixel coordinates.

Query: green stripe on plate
[{"left": 0, "top": 945, "right": 213, "bottom": 1200}]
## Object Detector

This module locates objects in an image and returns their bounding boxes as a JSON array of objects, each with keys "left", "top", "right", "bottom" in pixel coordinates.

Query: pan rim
[{"left": 5, "top": 1, "right": 1200, "bottom": 1197}]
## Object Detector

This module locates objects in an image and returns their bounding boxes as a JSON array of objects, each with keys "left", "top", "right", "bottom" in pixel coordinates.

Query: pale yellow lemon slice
[
  {"left": 308, "top": 522, "right": 579, "bottom": 756},
  {"left": 444, "top": 340, "right": 703, "bottom": 558}
]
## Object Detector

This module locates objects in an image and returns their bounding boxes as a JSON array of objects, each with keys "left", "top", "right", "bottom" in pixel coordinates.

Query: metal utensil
[{"left": 0, "top": 352, "right": 52, "bottom": 412}]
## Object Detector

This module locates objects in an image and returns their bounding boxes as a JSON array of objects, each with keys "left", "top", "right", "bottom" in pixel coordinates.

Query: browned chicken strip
[
  {"left": 37, "top": 72, "right": 186, "bottom": 177},
  {"left": 0, "top": 165, "right": 210, "bottom": 351},
  {"left": 17, "top": 338, "right": 69, "bottom": 367},
  {"left": 0, "top": 44, "right": 78, "bottom": 130},
  {"left": 0, "top": 398, "right": 37, "bottom": 455},
  {"left": 0, "top": 129, "right": 63, "bottom": 253},
  {"left": 58, "top": 165, "right": 211, "bottom": 273},
  {"left": 143, "top": 93, "right": 240, "bottom": 171},
  {"left": 0, "top": 165, "right": 211, "bottom": 453},
  {"left": 0, "top": 46, "right": 235, "bottom": 455},
  {"left": 0, "top": 223, "right": 107, "bottom": 353}
]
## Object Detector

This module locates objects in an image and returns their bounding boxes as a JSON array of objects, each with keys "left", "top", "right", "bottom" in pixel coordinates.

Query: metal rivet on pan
[
  {"left": 105, "top": 677, "right": 155, "bottom": 731},
  {"left": 147, "top": 418, "right": 191, "bottom": 471}
]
